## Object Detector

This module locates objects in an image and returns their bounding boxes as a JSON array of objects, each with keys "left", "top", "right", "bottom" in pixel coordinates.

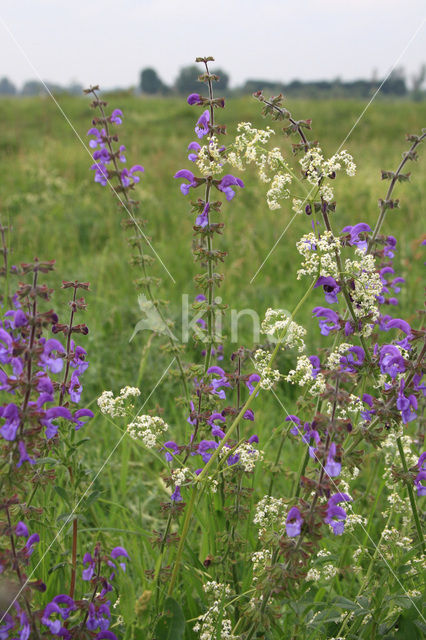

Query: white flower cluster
[
  {"left": 296, "top": 231, "right": 341, "bottom": 280},
  {"left": 344, "top": 250, "right": 382, "bottom": 325},
  {"left": 171, "top": 467, "right": 190, "bottom": 487},
  {"left": 326, "top": 343, "right": 351, "bottom": 369},
  {"left": 344, "top": 513, "right": 367, "bottom": 533},
  {"left": 253, "top": 348, "right": 281, "bottom": 390},
  {"left": 227, "top": 122, "right": 293, "bottom": 209},
  {"left": 285, "top": 355, "right": 326, "bottom": 395},
  {"left": 253, "top": 495, "right": 285, "bottom": 535},
  {"left": 127, "top": 414, "right": 168, "bottom": 448},
  {"left": 261, "top": 309, "right": 306, "bottom": 352},
  {"left": 97, "top": 386, "right": 141, "bottom": 418},
  {"left": 233, "top": 442, "right": 264, "bottom": 473},
  {"left": 266, "top": 172, "right": 292, "bottom": 210},
  {"left": 227, "top": 122, "right": 275, "bottom": 172},
  {"left": 193, "top": 582, "right": 238, "bottom": 640},
  {"left": 381, "top": 527, "right": 413, "bottom": 549},
  {"left": 306, "top": 563, "right": 338, "bottom": 582},
  {"left": 251, "top": 549, "right": 272, "bottom": 583},
  {"left": 299, "top": 146, "right": 356, "bottom": 201},
  {"left": 196, "top": 136, "right": 224, "bottom": 177}
]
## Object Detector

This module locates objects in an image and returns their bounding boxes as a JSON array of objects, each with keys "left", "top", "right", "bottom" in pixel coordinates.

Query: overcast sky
[{"left": 0, "top": 0, "right": 425, "bottom": 90}]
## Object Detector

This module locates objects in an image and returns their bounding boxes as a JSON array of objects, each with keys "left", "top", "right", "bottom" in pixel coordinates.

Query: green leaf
[
  {"left": 54, "top": 485, "right": 71, "bottom": 506},
  {"left": 154, "top": 597, "right": 185, "bottom": 640}
]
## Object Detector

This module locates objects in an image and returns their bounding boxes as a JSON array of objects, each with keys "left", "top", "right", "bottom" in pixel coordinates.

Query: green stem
[{"left": 396, "top": 436, "right": 425, "bottom": 554}]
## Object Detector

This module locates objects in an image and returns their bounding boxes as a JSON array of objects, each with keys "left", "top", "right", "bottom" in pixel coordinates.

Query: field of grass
[{"left": 0, "top": 94, "right": 425, "bottom": 637}]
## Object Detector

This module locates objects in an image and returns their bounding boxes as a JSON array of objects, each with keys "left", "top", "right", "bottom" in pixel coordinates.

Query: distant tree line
[
  {"left": 1, "top": 64, "right": 425, "bottom": 99},
  {"left": 0, "top": 78, "right": 83, "bottom": 96}
]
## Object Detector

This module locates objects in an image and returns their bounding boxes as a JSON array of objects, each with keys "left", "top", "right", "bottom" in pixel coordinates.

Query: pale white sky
[{"left": 0, "top": 0, "right": 425, "bottom": 89}]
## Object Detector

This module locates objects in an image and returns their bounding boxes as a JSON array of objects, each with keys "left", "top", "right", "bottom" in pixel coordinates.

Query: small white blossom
[{"left": 127, "top": 414, "right": 168, "bottom": 448}]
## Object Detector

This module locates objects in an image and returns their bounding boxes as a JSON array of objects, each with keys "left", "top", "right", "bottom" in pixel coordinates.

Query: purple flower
[
  {"left": 73, "top": 408, "right": 94, "bottom": 430},
  {"left": 39, "top": 338, "right": 65, "bottom": 374},
  {"left": 286, "top": 506, "right": 304, "bottom": 537},
  {"left": 197, "top": 439, "right": 219, "bottom": 464},
  {"left": 14, "top": 309, "right": 28, "bottom": 328},
  {"left": 121, "top": 165, "right": 144, "bottom": 187},
  {"left": 41, "top": 406, "right": 73, "bottom": 439},
  {"left": 314, "top": 276, "right": 341, "bottom": 304},
  {"left": 0, "top": 403, "right": 20, "bottom": 441},
  {"left": 15, "top": 522, "right": 29, "bottom": 537},
  {"left": 340, "top": 346, "right": 365, "bottom": 372},
  {"left": 325, "top": 442, "right": 341, "bottom": 477},
  {"left": 379, "top": 345, "right": 405, "bottom": 379},
  {"left": 207, "top": 412, "right": 226, "bottom": 438},
  {"left": 174, "top": 169, "right": 198, "bottom": 195},
  {"left": 397, "top": 378, "right": 417, "bottom": 424},
  {"left": 17, "top": 440, "right": 36, "bottom": 467},
  {"left": 415, "top": 470, "right": 426, "bottom": 497},
  {"left": 309, "top": 356, "right": 321, "bottom": 378},
  {"left": 217, "top": 174, "right": 244, "bottom": 201},
  {"left": 171, "top": 486, "right": 182, "bottom": 502},
  {"left": 52, "top": 594, "right": 76, "bottom": 620},
  {"left": 41, "top": 602, "right": 64, "bottom": 635},
  {"left": 25, "top": 533, "right": 40, "bottom": 554},
  {"left": 312, "top": 307, "right": 340, "bottom": 336},
  {"left": 0, "top": 328, "right": 13, "bottom": 364},
  {"left": 187, "top": 93, "right": 203, "bottom": 105},
  {"left": 244, "top": 409, "right": 255, "bottom": 421},
  {"left": 96, "top": 632, "right": 118, "bottom": 640},
  {"left": 360, "top": 394, "right": 375, "bottom": 421},
  {"left": 196, "top": 202, "right": 210, "bottom": 227},
  {"left": 82, "top": 552, "right": 95, "bottom": 581},
  {"left": 163, "top": 440, "right": 179, "bottom": 462},
  {"left": 384, "top": 235, "right": 397, "bottom": 258},
  {"left": 110, "top": 108, "right": 123, "bottom": 125},
  {"left": 324, "top": 493, "right": 352, "bottom": 535},
  {"left": 207, "top": 366, "right": 230, "bottom": 399},
  {"left": 188, "top": 141, "right": 201, "bottom": 162},
  {"left": 195, "top": 110, "right": 210, "bottom": 138},
  {"left": 245, "top": 374, "right": 260, "bottom": 395},
  {"left": 342, "top": 222, "right": 371, "bottom": 252},
  {"left": 111, "top": 546, "right": 129, "bottom": 560}
]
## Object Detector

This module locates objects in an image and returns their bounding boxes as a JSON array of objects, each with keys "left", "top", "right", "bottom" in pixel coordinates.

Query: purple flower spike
[
  {"left": 286, "top": 506, "right": 304, "bottom": 537},
  {"left": 314, "top": 276, "right": 341, "bottom": 304},
  {"left": 97, "top": 632, "right": 118, "bottom": 640},
  {"left": 217, "top": 174, "right": 244, "bottom": 201},
  {"left": 187, "top": 93, "right": 203, "bottom": 105}
]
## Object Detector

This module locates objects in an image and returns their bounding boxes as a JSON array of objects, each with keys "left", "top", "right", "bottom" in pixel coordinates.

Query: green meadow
[{"left": 0, "top": 94, "right": 425, "bottom": 635}]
